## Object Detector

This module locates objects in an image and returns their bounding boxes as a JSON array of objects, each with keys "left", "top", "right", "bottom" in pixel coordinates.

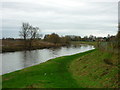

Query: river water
[{"left": 1, "top": 44, "right": 94, "bottom": 75}]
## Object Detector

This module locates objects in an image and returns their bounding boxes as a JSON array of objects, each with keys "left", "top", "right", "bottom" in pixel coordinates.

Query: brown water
[{"left": 1, "top": 44, "right": 94, "bottom": 75}]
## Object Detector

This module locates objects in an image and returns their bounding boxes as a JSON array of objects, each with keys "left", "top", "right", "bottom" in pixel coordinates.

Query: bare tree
[
  {"left": 19, "top": 22, "right": 41, "bottom": 49},
  {"left": 19, "top": 23, "right": 29, "bottom": 40},
  {"left": 19, "top": 23, "right": 30, "bottom": 49},
  {"left": 28, "top": 26, "right": 41, "bottom": 48}
]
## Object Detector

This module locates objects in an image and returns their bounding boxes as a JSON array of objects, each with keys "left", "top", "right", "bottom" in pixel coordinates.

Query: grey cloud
[{"left": 1, "top": 0, "right": 118, "bottom": 38}]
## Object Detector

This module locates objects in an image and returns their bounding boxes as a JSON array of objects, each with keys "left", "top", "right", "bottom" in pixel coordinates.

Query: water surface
[{"left": 2, "top": 44, "right": 94, "bottom": 75}]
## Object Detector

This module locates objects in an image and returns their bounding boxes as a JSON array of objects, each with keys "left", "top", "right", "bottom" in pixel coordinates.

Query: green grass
[
  {"left": 2, "top": 49, "right": 94, "bottom": 88},
  {"left": 69, "top": 49, "right": 119, "bottom": 88},
  {"left": 2, "top": 49, "right": 119, "bottom": 88}
]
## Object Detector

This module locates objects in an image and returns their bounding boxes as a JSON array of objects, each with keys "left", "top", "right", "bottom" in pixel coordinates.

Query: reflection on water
[
  {"left": 2, "top": 44, "right": 94, "bottom": 75},
  {"left": 21, "top": 50, "right": 39, "bottom": 68}
]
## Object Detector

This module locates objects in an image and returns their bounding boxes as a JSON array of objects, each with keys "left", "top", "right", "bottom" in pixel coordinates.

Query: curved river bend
[{"left": 1, "top": 44, "right": 94, "bottom": 75}]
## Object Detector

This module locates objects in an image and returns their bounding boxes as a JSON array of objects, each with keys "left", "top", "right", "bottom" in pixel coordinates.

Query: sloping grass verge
[{"left": 69, "top": 49, "right": 119, "bottom": 88}]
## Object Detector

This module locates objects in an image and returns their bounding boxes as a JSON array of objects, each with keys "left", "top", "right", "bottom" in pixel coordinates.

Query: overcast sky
[{"left": 1, "top": 0, "right": 119, "bottom": 38}]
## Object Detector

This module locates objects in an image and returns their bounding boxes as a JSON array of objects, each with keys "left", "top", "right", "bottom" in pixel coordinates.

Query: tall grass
[
  {"left": 96, "top": 34, "right": 119, "bottom": 68},
  {"left": 97, "top": 41, "right": 118, "bottom": 54}
]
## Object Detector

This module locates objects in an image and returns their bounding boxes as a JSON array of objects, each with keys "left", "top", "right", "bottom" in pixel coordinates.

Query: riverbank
[
  {"left": 2, "top": 49, "right": 119, "bottom": 88},
  {"left": 1, "top": 40, "right": 67, "bottom": 53},
  {"left": 1, "top": 40, "right": 97, "bottom": 53},
  {"left": 71, "top": 41, "right": 98, "bottom": 46},
  {"left": 70, "top": 49, "right": 118, "bottom": 88}
]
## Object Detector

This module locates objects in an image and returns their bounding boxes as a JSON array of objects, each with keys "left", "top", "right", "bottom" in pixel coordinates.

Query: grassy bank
[
  {"left": 70, "top": 49, "right": 118, "bottom": 88},
  {"left": 1, "top": 40, "right": 97, "bottom": 53},
  {"left": 1, "top": 40, "right": 66, "bottom": 53},
  {"left": 2, "top": 49, "right": 119, "bottom": 88}
]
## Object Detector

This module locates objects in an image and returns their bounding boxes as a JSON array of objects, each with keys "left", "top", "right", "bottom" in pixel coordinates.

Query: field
[
  {"left": 1, "top": 40, "right": 98, "bottom": 53},
  {"left": 1, "top": 40, "right": 66, "bottom": 53}
]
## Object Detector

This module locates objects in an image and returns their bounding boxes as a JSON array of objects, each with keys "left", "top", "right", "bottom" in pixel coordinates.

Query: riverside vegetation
[{"left": 1, "top": 40, "right": 67, "bottom": 53}]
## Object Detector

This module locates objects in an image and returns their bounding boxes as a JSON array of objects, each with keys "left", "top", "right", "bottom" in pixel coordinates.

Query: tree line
[{"left": 2, "top": 22, "right": 119, "bottom": 50}]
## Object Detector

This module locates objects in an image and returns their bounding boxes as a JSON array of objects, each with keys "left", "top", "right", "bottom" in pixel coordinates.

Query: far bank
[
  {"left": 1, "top": 40, "right": 97, "bottom": 53},
  {"left": 1, "top": 39, "right": 69, "bottom": 53}
]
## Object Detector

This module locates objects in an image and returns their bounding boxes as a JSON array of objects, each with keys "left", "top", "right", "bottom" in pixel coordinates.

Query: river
[{"left": 1, "top": 44, "right": 94, "bottom": 75}]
